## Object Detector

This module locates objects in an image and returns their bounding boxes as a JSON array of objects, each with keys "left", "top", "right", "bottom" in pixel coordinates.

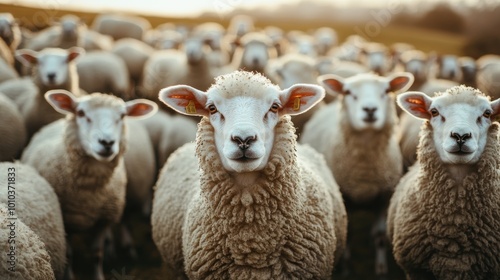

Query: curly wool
[
  {"left": 153, "top": 116, "right": 345, "bottom": 280},
  {"left": 388, "top": 121, "right": 500, "bottom": 279},
  {"left": 0, "top": 205, "right": 55, "bottom": 280}
]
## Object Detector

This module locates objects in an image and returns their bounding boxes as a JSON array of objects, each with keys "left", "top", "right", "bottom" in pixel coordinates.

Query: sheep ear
[
  {"left": 44, "top": 90, "right": 78, "bottom": 115},
  {"left": 318, "top": 74, "right": 344, "bottom": 97},
  {"left": 15, "top": 49, "right": 38, "bottom": 67},
  {"left": 279, "top": 84, "right": 325, "bottom": 116},
  {"left": 67, "top": 47, "right": 85, "bottom": 62},
  {"left": 490, "top": 98, "right": 500, "bottom": 119},
  {"left": 125, "top": 99, "right": 158, "bottom": 119},
  {"left": 158, "top": 85, "right": 208, "bottom": 117},
  {"left": 388, "top": 72, "right": 414, "bottom": 93},
  {"left": 397, "top": 91, "right": 433, "bottom": 120}
]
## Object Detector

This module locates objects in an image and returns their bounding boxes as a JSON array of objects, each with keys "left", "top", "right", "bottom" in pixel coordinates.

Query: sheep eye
[
  {"left": 344, "top": 90, "right": 351, "bottom": 95},
  {"left": 208, "top": 104, "right": 217, "bottom": 114},
  {"left": 430, "top": 108, "right": 439, "bottom": 117},
  {"left": 77, "top": 109, "right": 85, "bottom": 117},
  {"left": 270, "top": 103, "right": 281, "bottom": 113},
  {"left": 483, "top": 109, "right": 492, "bottom": 118},
  {"left": 120, "top": 113, "right": 125, "bottom": 119}
]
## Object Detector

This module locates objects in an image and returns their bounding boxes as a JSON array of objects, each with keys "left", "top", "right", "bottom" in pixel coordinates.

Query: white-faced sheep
[
  {"left": 21, "top": 90, "right": 157, "bottom": 280},
  {"left": 91, "top": 13, "right": 151, "bottom": 41},
  {"left": 300, "top": 72, "right": 414, "bottom": 276},
  {"left": 314, "top": 27, "right": 338, "bottom": 56},
  {"left": 76, "top": 51, "right": 131, "bottom": 100},
  {"left": 15, "top": 47, "right": 85, "bottom": 137},
  {"left": 111, "top": 38, "right": 154, "bottom": 90},
  {"left": 431, "top": 54, "right": 463, "bottom": 82},
  {"left": 0, "top": 162, "right": 66, "bottom": 279},
  {"left": 0, "top": 204, "right": 54, "bottom": 280},
  {"left": 388, "top": 85, "right": 500, "bottom": 279},
  {"left": 152, "top": 71, "right": 347, "bottom": 279},
  {"left": 24, "top": 14, "right": 86, "bottom": 51},
  {"left": 0, "top": 94, "right": 26, "bottom": 161},
  {"left": 359, "top": 42, "right": 392, "bottom": 75}
]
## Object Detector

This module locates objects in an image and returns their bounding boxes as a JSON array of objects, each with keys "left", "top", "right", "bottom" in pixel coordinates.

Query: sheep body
[
  {"left": 0, "top": 162, "right": 66, "bottom": 279},
  {"left": 112, "top": 38, "right": 154, "bottom": 88},
  {"left": 0, "top": 94, "right": 26, "bottom": 161},
  {"left": 0, "top": 204, "right": 55, "bottom": 280},
  {"left": 91, "top": 13, "right": 151, "bottom": 41}
]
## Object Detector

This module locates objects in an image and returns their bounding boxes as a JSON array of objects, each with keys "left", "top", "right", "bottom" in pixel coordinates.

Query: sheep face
[
  {"left": 44, "top": 90, "right": 157, "bottom": 162},
  {"left": 319, "top": 72, "right": 414, "bottom": 131},
  {"left": 159, "top": 71, "right": 325, "bottom": 174},
  {"left": 398, "top": 86, "right": 500, "bottom": 165},
  {"left": 435, "top": 54, "right": 462, "bottom": 82},
  {"left": 404, "top": 59, "right": 428, "bottom": 82},
  {"left": 16, "top": 47, "right": 84, "bottom": 87},
  {"left": 241, "top": 41, "right": 272, "bottom": 71},
  {"left": 184, "top": 38, "right": 207, "bottom": 64},
  {"left": 60, "top": 15, "right": 83, "bottom": 40}
]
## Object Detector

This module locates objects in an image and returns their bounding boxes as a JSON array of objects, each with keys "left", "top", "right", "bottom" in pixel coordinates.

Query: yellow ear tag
[
  {"left": 293, "top": 97, "right": 301, "bottom": 111},
  {"left": 186, "top": 100, "right": 197, "bottom": 114}
]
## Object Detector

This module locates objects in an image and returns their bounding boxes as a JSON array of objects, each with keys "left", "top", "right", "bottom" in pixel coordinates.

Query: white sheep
[
  {"left": 0, "top": 204, "right": 54, "bottom": 280},
  {"left": 15, "top": 47, "right": 85, "bottom": 137},
  {"left": 476, "top": 61, "right": 500, "bottom": 100},
  {"left": 0, "top": 94, "right": 26, "bottom": 161},
  {"left": 0, "top": 53, "right": 18, "bottom": 83},
  {"left": 300, "top": 72, "right": 414, "bottom": 276},
  {"left": 152, "top": 70, "right": 347, "bottom": 279},
  {"left": 431, "top": 53, "right": 463, "bottom": 82},
  {"left": 359, "top": 42, "right": 392, "bottom": 75},
  {"left": 91, "top": 13, "right": 151, "bottom": 41},
  {"left": 21, "top": 89, "right": 157, "bottom": 280},
  {"left": 0, "top": 162, "right": 66, "bottom": 279},
  {"left": 314, "top": 27, "right": 338, "bottom": 56},
  {"left": 388, "top": 85, "right": 500, "bottom": 279},
  {"left": 140, "top": 37, "right": 215, "bottom": 105},
  {"left": 459, "top": 56, "right": 477, "bottom": 87},
  {"left": 76, "top": 51, "right": 131, "bottom": 100},
  {"left": 24, "top": 14, "right": 86, "bottom": 51}
]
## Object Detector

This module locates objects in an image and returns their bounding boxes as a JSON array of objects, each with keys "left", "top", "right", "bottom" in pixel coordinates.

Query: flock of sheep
[{"left": 0, "top": 9, "right": 499, "bottom": 280}]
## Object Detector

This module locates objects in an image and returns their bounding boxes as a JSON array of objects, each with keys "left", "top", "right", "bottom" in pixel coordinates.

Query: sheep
[
  {"left": 24, "top": 14, "right": 86, "bottom": 51},
  {"left": 315, "top": 56, "right": 369, "bottom": 80},
  {"left": 388, "top": 85, "right": 500, "bottom": 279},
  {"left": 21, "top": 89, "right": 157, "bottom": 280},
  {"left": 263, "top": 25, "right": 288, "bottom": 57},
  {"left": 0, "top": 94, "right": 26, "bottom": 161},
  {"left": 314, "top": 27, "right": 338, "bottom": 56},
  {"left": 91, "top": 13, "right": 151, "bottom": 41},
  {"left": 266, "top": 53, "right": 324, "bottom": 135},
  {"left": 152, "top": 70, "right": 347, "bottom": 279},
  {"left": 0, "top": 204, "right": 55, "bottom": 280},
  {"left": 193, "top": 22, "right": 230, "bottom": 68},
  {"left": 300, "top": 72, "right": 414, "bottom": 277},
  {"left": 359, "top": 42, "right": 392, "bottom": 75},
  {"left": 140, "top": 37, "right": 215, "bottom": 107},
  {"left": 397, "top": 50, "right": 431, "bottom": 90},
  {"left": 111, "top": 37, "right": 154, "bottom": 91},
  {"left": 476, "top": 61, "right": 500, "bottom": 100},
  {"left": 0, "top": 13, "right": 21, "bottom": 52},
  {"left": 0, "top": 162, "right": 66, "bottom": 279},
  {"left": 431, "top": 54, "right": 463, "bottom": 82},
  {"left": 398, "top": 79, "right": 459, "bottom": 170},
  {"left": 139, "top": 109, "right": 197, "bottom": 169},
  {"left": 15, "top": 47, "right": 85, "bottom": 137},
  {"left": 80, "top": 29, "right": 114, "bottom": 51},
  {"left": 0, "top": 77, "right": 38, "bottom": 112},
  {"left": 76, "top": 51, "right": 131, "bottom": 100},
  {"left": 459, "top": 56, "right": 477, "bottom": 87},
  {"left": 0, "top": 53, "right": 18, "bottom": 83}
]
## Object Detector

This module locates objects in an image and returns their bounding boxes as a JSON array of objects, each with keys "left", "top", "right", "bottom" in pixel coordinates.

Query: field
[{"left": 1, "top": 2, "right": 467, "bottom": 279}]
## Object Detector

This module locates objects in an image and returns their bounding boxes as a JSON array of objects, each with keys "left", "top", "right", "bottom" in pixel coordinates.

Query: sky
[{"left": 3, "top": 0, "right": 482, "bottom": 17}]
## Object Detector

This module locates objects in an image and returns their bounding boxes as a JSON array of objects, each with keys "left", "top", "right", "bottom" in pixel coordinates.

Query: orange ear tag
[
  {"left": 293, "top": 97, "right": 301, "bottom": 111},
  {"left": 186, "top": 100, "right": 197, "bottom": 114}
]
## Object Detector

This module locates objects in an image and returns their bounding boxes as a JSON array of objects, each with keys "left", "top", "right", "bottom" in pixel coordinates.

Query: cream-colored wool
[
  {"left": 301, "top": 94, "right": 402, "bottom": 203},
  {"left": 0, "top": 162, "right": 66, "bottom": 279},
  {"left": 0, "top": 204, "right": 55, "bottom": 280},
  {"left": 0, "top": 95, "right": 26, "bottom": 161},
  {"left": 152, "top": 116, "right": 347, "bottom": 279},
  {"left": 388, "top": 121, "right": 500, "bottom": 279}
]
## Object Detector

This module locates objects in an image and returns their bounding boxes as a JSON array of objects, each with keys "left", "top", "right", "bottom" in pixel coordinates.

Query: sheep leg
[
  {"left": 90, "top": 224, "right": 109, "bottom": 280},
  {"left": 372, "top": 210, "right": 388, "bottom": 278},
  {"left": 63, "top": 236, "right": 75, "bottom": 280}
]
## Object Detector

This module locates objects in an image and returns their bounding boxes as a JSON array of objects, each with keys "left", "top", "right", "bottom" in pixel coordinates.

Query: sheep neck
[
  {"left": 196, "top": 116, "right": 301, "bottom": 224},
  {"left": 63, "top": 115, "right": 126, "bottom": 190},
  {"left": 417, "top": 121, "right": 500, "bottom": 212}
]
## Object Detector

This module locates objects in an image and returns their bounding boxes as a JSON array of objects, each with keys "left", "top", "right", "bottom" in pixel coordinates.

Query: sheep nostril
[
  {"left": 47, "top": 73, "right": 56, "bottom": 82},
  {"left": 232, "top": 135, "right": 257, "bottom": 150}
]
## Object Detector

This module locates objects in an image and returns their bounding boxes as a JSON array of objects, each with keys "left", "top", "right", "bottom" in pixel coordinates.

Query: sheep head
[
  {"left": 45, "top": 89, "right": 157, "bottom": 162},
  {"left": 159, "top": 71, "right": 324, "bottom": 174},
  {"left": 16, "top": 47, "right": 85, "bottom": 88},
  {"left": 319, "top": 72, "right": 414, "bottom": 131},
  {"left": 398, "top": 85, "right": 500, "bottom": 165}
]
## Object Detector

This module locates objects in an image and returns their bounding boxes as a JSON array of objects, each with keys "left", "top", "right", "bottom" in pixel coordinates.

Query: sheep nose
[
  {"left": 252, "top": 57, "right": 259, "bottom": 65},
  {"left": 451, "top": 132, "right": 471, "bottom": 146},
  {"left": 47, "top": 73, "right": 56, "bottom": 82},
  {"left": 232, "top": 135, "right": 256, "bottom": 151},
  {"left": 98, "top": 139, "right": 115, "bottom": 150},
  {"left": 363, "top": 107, "right": 377, "bottom": 116}
]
